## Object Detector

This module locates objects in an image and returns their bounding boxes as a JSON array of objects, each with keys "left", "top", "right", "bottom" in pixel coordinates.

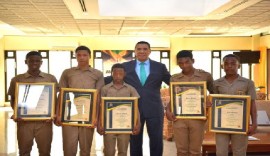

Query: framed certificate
[
  {"left": 170, "top": 81, "right": 207, "bottom": 119},
  {"left": 101, "top": 97, "right": 138, "bottom": 134},
  {"left": 14, "top": 82, "right": 56, "bottom": 120},
  {"left": 59, "top": 88, "right": 97, "bottom": 127},
  {"left": 209, "top": 94, "right": 251, "bottom": 134}
]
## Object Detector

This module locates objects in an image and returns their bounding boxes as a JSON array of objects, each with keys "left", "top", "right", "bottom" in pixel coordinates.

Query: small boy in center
[{"left": 98, "top": 63, "right": 141, "bottom": 156}]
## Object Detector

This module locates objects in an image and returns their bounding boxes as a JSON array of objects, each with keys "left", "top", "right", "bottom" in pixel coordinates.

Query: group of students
[
  {"left": 166, "top": 51, "right": 257, "bottom": 156},
  {"left": 8, "top": 41, "right": 257, "bottom": 156}
]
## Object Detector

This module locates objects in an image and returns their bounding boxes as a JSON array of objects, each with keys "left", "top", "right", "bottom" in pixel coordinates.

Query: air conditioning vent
[
  {"left": 224, "top": 0, "right": 249, "bottom": 12},
  {"left": 189, "top": 33, "right": 224, "bottom": 35},
  {"left": 79, "top": 0, "right": 87, "bottom": 12}
]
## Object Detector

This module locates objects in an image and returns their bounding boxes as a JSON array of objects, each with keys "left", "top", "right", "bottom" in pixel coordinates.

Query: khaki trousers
[
  {"left": 216, "top": 133, "right": 248, "bottom": 156},
  {"left": 17, "top": 121, "right": 53, "bottom": 156},
  {"left": 173, "top": 119, "right": 206, "bottom": 156},
  {"left": 103, "top": 134, "right": 130, "bottom": 156},
  {"left": 62, "top": 126, "right": 94, "bottom": 156}
]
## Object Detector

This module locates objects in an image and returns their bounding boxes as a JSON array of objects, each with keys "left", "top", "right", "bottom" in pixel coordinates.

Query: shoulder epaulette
[
  {"left": 197, "top": 69, "right": 207, "bottom": 73},
  {"left": 171, "top": 73, "right": 182, "bottom": 78}
]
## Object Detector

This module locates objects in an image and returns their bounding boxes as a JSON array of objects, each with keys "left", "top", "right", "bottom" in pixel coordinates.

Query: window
[
  {"left": 193, "top": 51, "right": 212, "bottom": 73},
  {"left": 49, "top": 51, "right": 72, "bottom": 81},
  {"left": 193, "top": 50, "right": 249, "bottom": 80},
  {"left": 5, "top": 51, "right": 16, "bottom": 101},
  {"left": 212, "top": 51, "right": 221, "bottom": 80}
]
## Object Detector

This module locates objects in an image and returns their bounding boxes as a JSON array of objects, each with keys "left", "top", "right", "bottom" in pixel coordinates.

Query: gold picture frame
[
  {"left": 101, "top": 97, "right": 138, "bottom": 134},
  {"left": 59, "top": 88, "right": 97, "bottom": 127},
  {"left": 209, "top": 94, "right": 251, "bottom": 134},
  {"left": 14, "top": 82, "right": 56, "bottom": 120},
  {"left": 170, "top": 81, "right": 207, "bottom": 119}
]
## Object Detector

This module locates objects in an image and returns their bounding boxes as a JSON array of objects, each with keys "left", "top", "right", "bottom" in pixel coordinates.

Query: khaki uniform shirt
[
  {"left": 170, "top": 69, "right": 214, "bottom": 93},
  {"left": 59, "top": 67, "right": 104, "bottom": 90},
  {"left": 213, "top": 75, "right": 256, "bottom": 100},
  {"left": 8, "top": 72, "right": 58, "bottom": 108},
  {"left": 8, "top": 72, "right": 58, "bottom": 97},
  {"left": 101, "top": 83, "right": 138, "bottom": 156},
  {"left": 101, "top": 82, "right": 140, "bottom": 98}
]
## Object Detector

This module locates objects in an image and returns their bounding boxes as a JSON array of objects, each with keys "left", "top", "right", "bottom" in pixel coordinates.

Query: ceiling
[{"left": 0, "top": 0, "right": 270, "bottom": 37}]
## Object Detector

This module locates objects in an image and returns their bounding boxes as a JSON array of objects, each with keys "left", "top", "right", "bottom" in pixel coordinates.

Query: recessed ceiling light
[{"left": 98, "top": 0, "right": 230, "bottom": 17}]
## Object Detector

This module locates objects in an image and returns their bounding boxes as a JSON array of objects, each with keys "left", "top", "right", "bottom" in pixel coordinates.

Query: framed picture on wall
[{"left": 94, "top": 50, "right": 134, "bottom": 77}]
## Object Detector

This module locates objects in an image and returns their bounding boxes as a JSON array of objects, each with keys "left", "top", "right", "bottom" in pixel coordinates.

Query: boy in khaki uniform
[
  {"left": 98, "top": 63, "right": 140, "bottom": 156},
  {"left": 166, "top": 50, "right": 214, "bottom": 156},
  {"left": 56, "top": 46, "right": 104, "bottom": 156},
  {"left": 213, "top": 54, "right": 257, "bottom": 156},
  {"left": 8, "top": 51, "right": 58, "bottom": 156}
]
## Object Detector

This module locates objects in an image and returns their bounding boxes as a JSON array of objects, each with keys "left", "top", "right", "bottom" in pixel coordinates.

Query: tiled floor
[
  {"left": 0, "top": 107, "right": 176, "bottom": 156},
  {"left": 1, "top": 107, "right": 269, "bottom": 156}
]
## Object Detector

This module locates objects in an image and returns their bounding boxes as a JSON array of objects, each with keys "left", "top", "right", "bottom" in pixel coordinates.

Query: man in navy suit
[{"left": 123, "top": 41, "right": 171, "bottom": 156}]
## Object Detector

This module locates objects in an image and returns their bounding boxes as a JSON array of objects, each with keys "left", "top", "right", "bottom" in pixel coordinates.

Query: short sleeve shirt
[
  {"left": 8, "top": 72, "right": 58, "bottom": 97},
  {"left": 213, "top": 75, "right": 256, "bottom": 100},
  {"left": 170, "top": 69, "right": 214, "bottom": 93},
  {"left": 101, "top": 82, "right": 140, "bottom": 98},
  {"left": 59, "top": 67, "right": 104, "bottom": 90}
]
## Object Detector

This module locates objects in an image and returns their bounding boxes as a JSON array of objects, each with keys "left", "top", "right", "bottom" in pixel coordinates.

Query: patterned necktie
[{"left": 140, "top": 62, "right": 147, "bottom": 85}]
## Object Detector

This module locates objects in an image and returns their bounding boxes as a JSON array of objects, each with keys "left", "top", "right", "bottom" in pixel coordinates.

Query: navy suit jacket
[{"left": 122, "top": 60, "right": 171, "bottom": 118}]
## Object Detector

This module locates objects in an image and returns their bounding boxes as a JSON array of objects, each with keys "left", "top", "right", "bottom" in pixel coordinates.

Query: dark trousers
[{"left": 130, "top": 116, "right": 163, "bottom": 156}]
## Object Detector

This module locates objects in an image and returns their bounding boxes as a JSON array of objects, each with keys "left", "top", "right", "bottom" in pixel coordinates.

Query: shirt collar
[
  {"left": 24, "top": 72, "right": 45, "bottom": 78},
  {"left": 74, "top": 66, "right": 94, "bottom": 72},
  {"left": 108, "top": 81, "right": 128, "bottom": 88},
  {"left": 178, "top": 69, "right": 201, "bottom": 78},
  {"left": 136, "top": 59, "right": 150, "bottom": 66},
  {"left": 217, "top": 75, "right": 245, "bottom": 82}
]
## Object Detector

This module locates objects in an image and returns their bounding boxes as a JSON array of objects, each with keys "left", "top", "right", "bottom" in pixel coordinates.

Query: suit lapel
[
  {"left": 128, "top": 60, "right": 142, "bottom": 86},
  {"left": 127, "top": 60, "right": 155, "bottom": 86},
  {"left": 144, "top": 60, "right": 155, "bottom": 85}
]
